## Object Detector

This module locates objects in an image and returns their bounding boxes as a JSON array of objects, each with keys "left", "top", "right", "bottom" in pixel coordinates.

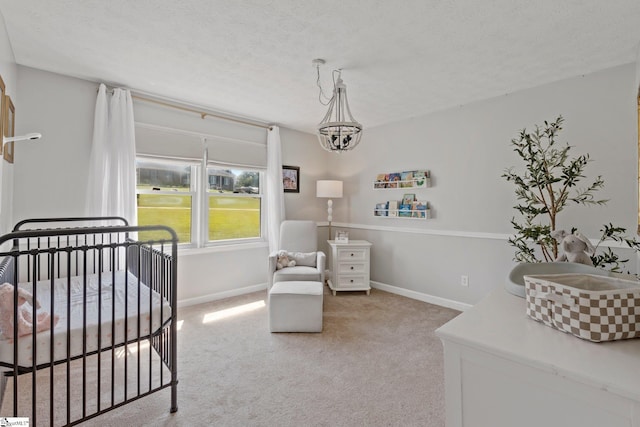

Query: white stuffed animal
[
  {"left": 275, "top": 250, "right": 296, "bottom": 270},
  {"left": 551, "top": 229, "right": 595, "bottom": 266}
]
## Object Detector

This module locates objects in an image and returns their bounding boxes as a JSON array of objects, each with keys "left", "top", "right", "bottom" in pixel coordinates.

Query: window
[
  {"left": 207, "top": 168, "right": 261, "bottom": 241},
  {"left": 136, "top": 158, "right": 195, "bottom": 243},
  {"left": 136, "top": 158, "right": 263, "bottom": 247}
]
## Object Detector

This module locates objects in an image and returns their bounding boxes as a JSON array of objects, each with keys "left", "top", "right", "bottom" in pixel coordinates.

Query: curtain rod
[{"left": 99, "top": 85, "right": 273, "bottom": 131}]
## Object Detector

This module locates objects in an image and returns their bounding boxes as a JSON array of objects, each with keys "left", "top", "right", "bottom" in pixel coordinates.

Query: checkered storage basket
[{"left": 524, "top": 273, "right": 640, "bottom": 342}]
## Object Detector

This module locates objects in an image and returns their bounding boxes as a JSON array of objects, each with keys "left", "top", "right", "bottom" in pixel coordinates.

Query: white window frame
[
  {"left": 135, "top": 157, "right": 199, "bottom": 248},
  {"left": 136, "top": 152, "right": 266, "bottom": 249},
  {"left": 204, "top": 159, "right": 265, "bottom": 246}
]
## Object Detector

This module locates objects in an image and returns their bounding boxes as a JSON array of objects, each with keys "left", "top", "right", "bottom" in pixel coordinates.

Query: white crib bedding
[{"left": 0, "top": 271, "right": 172, "bottom": 368}]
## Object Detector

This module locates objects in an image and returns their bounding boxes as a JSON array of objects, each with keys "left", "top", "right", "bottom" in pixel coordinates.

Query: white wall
[
  {"left": 635, "top": 42, "right": 640, "bottom": 96},
  {"left": 9, "top": 61, "right": 640, "bottom": 308},
  {"left": 0, "top": 12, "right": 17, "bottom": 234},
  {"left": 14, "top": 66, "right": 96, "bottom": 220},
  {"left": 280, "top": 126, "right": 330, "bottom": 221},
  {"left": 330, "top": 64, "right": 638, "bottom": 305},
  {"left": 636, "top": 42, "right": 640, "bottom": 273},
  {"left": 12, "top": 66, "right": 329, "bottom": 304},
  {"left": 0, "top": 9, "right": 16, "bottom": 400}
]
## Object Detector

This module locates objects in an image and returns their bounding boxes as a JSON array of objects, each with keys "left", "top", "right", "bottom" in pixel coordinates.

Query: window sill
[{"left": 178, "top": 241, "right": 268, "bottom": 256}]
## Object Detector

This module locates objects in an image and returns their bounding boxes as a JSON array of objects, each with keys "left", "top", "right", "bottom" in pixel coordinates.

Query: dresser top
[
  {"left": 436, "top": 288, "right": 640, "bottom": 401},
  {"left": 327, "top": 240, "right": 372, "bottom": 246}
]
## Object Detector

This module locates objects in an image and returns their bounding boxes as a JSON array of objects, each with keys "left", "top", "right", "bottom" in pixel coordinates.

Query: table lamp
[{"left": 316, "top": 180, "right": 343, "bottom": 240}]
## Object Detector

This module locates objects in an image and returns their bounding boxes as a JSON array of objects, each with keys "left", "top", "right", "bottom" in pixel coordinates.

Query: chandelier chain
[{"left": 316, "top": 66, "right": 341, "bottom": 106}]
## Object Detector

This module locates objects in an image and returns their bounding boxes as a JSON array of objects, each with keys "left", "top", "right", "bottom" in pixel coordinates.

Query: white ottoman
[{"left": 269, "top": 281, "right": 323, "bottom": 333}]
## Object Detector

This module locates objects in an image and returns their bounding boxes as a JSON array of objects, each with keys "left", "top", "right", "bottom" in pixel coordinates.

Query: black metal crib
[{"left": 0, "top": 216, "right": 178, "bottom": 426}]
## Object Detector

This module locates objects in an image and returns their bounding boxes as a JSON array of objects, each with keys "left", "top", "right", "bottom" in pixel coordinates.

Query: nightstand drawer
[
  {"left": 337, "top": 249, "right": 367, "bottom": 261},
  {"left": 337, "top": 275, "right": 367, "bottom": 288},
  {"left": 338, "top": 263, "right": 366, "bottom": 274}
]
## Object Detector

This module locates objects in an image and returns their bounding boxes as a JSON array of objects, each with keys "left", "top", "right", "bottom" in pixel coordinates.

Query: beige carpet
[{"left": 2, "top": 287, "right": 460, "bottom": 426}]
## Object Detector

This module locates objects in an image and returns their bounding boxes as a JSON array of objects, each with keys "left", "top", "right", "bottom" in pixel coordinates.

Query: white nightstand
[{"left": 326, "top": 240, "right": 372, "bottom": 295}]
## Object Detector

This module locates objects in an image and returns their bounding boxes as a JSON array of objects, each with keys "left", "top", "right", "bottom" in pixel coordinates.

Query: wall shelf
[
  {"left": 373, "top": 178, "right": 431, "bottom": 189},
  {"left": 374, "top": 170, "right": 432, "bottom": 219},
  {"left": 374, "top": 170, "right": 431, "bottom": 189},
  {"left": 373, "top": 208, "right": 431, "bottom": 219}
]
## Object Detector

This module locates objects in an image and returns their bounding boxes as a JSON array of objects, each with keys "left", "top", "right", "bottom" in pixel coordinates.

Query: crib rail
[
  {"left": 0, "top": 217, "right": 178, "bottom": 426},
  {"left": 12, "top": 216, "right": 129, "bottom": 231}
]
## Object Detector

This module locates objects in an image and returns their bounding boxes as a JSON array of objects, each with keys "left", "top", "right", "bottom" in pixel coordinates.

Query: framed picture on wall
[
  {"left": 3, "top": 95, "right": 14, "bottom": 163},
  {"left": 282, "top": 165, "right": 300, "bottom": 193}
]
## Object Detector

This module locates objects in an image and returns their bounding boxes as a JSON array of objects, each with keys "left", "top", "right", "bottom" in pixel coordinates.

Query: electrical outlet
[{"left": 461, "top": 275, "right": 469, "bottom": 287}]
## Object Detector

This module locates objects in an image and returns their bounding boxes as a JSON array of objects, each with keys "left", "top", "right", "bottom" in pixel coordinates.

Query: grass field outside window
[
  {"left": 136, "top": 158, "right": 263, "bottom": 246},
  {"left": 208, "top": 196, "right": 260, "bottom": 240}
]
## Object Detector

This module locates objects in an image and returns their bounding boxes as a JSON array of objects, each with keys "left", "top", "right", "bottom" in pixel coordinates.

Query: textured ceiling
[{"left": 1, "top": 1, "right": 640, "bottom": 133}]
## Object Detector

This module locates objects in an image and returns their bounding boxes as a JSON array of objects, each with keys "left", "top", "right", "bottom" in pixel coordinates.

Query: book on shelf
[
  {"left": 412, "top": 201, "right": 428, "bottom": 218},
  {"left": 374, "top": 173, "right": 387, "bottom": 189},
  {"left": 388, "top": 200, "right": 399, "bottom": 217},
  {"left": 375, "top": 202, "right": 388, "bottom": 216},
  {"left": 399, "top": 203, "right": 412, "bottom": 217},
  {"left": 402, "top": 193, "right": 416, "bottom": 205},
  {"left": 387, "top": 173, "right": 401, "bottom": 188},
  {"left": 400, "top": 171, "right": 414, "bottom": 187},
  {"left": 413, "top": 170, "right": 427, "bottom": 187}
]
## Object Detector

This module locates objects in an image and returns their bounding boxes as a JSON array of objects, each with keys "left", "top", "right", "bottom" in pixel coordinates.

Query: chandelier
[{"left": 313, "top": 59, "right": 363, "bottom": 152}]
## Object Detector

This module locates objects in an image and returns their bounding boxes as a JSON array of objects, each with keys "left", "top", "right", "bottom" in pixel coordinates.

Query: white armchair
[{"left": 268, "top": 220, "right": 326, "bottom": 290}]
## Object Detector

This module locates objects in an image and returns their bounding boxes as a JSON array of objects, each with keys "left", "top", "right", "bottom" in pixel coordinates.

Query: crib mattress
[{"left": 0, "top": 271, "right": 172, "bottom": 368}]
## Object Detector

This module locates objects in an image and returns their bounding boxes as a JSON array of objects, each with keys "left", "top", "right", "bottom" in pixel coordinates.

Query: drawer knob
[
  {"left": 350, "top": 279, "right": 354, "bottom": 283},
  {"left": 350, "top": 253, "right": 354, "bottom": 257}
]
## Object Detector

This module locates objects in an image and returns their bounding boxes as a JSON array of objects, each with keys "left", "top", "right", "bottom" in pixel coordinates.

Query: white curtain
[
  {"left": 85, "top": 84, "right": 137, "bottom": 224},
  {"left": 266, "top": 126, "right": 285, "bottom": 253}
]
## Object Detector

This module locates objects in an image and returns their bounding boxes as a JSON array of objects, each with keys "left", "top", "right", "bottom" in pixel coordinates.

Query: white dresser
[
  {"left": 327, "top": 240, "right": 372, "bottom": 295},
  {"left": 436, "top": 288, "right": 640, "bottom": 427}
]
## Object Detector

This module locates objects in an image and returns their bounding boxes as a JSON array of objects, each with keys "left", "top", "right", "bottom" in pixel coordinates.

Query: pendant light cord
[{"left": 316, "top": 65, "right": 341, "bottom": 106}]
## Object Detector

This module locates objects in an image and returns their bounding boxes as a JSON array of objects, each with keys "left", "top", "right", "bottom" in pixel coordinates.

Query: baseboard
[
  {"left": 176, "top": 280, "right": 471, "bottom": 312},
  {"left": 178, "top": 283, "right": 267, "bottom": 308},
  {"left": 370, "top": 281, "right": 472, "bottom": 312}
]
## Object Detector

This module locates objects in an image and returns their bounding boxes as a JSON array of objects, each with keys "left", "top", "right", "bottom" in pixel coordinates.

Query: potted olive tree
[{"left": 502, "top": 115, "right": 640, "bottom": 272}]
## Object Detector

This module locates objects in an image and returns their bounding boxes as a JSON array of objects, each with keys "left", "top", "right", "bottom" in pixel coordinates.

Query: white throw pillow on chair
[{"left": 288, "top": 252, "right": 316, "bottom": 267}]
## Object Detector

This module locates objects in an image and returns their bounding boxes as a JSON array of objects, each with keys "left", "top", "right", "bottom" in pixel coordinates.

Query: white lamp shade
[{"left": 316, "top": 180, "right": 343, "bottom": 198}]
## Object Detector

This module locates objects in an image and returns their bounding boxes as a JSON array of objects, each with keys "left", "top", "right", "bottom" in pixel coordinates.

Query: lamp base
[{"left": 327, "top": 199, "right": 333, "bottom": 240}]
